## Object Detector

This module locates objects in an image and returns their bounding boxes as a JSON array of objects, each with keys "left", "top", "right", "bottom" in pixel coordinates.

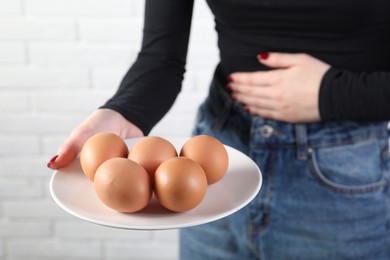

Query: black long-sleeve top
[{"left": 102, "top": 0, "right": 390, "bottom": 135}]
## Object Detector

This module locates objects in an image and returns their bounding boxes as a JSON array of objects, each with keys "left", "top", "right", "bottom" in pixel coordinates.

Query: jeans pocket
[{"left": 308, "top": 138, "right": 388, "bottom": 194}]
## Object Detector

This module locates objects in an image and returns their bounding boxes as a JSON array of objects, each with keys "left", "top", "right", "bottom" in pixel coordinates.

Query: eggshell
[
  {"left": 94, "top": 157, "right": 152, "bottom": 213},
  {"left": 80, "top": 133, "right": 128, "bottom": 181},
  {"left": 128, "top": 136, "right": 177, "bottom": 180},
  {"left": 180, "top": 135, "right": 229, "bottom": 185},
  {"left": 154, "top": 157, "right": 208, "bottom": 212}
]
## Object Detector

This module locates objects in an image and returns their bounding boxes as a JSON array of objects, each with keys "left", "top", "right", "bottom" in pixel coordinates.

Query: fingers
[
  {"left": 48, "top": 144, "right": 79, "bottom": 170},
  {"left": 257, "top": 52, "right": 307, "bottom": 68},
  {"left": 228, "top": 52, "right": 302, "bottom": 84},
  {"left": 226, "top": 52, "right": 324, "bottom": 123},
  {"left": 47, "top": 127, "right": 91, "bottom": 170},
  {"left": 245, "top": 107, "right": 280, "bottom": 121},
  {"left": 46, "top": 109, "right": 144, "bottom": 170},
  {"left": 231, "top": 89, "right": 285, "bottom": 120},
  {"left": 232, "top": 91, "right": 277, "bottom": 109},
  {"left": 227, "top": 58, "right": 283, "bottom": 117},
  {"left": 228, "top": 52, "right": 307, "bottom": 84},
  {"left": 230, "top": 84, "right": 275, "bottom": 101},
  {"left": 229, "top": 69, "right": 281, "bottom": 86}
]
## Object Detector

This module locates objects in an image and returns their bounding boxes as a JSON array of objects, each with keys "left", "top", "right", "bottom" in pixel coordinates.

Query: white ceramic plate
[{"left": 50, "top": 137, "right": 262, "bottom": 230}]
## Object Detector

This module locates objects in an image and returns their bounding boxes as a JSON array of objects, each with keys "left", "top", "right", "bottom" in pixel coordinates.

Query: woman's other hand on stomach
[{"left": 228, "top": 52, "right": 330, "bottom": 123}]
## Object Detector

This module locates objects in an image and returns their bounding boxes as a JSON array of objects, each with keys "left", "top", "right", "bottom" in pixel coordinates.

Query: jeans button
[{"left": 259, "top": 125, "right": 274, "bottom": 138}]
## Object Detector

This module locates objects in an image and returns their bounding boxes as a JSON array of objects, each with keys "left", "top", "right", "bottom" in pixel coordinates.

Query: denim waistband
[{"left": 204, "top": 67, "right": 390, "bottom": 153}]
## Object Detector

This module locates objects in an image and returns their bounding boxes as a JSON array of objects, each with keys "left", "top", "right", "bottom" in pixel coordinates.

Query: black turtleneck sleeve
[
  {"left": 319, "top": 68, "right": 390, "bottom": 122},
  {"left": 101, "top": 0, "right": 194, "bottom": 135}
]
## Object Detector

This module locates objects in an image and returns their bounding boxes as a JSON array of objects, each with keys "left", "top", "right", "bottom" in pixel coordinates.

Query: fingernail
[
  {"left": 226, "top": 84, "right": 233, "bottom": 92},
  {"left": 244, "top": 107, "right": 250, "bottom": 113},
  {"left": 227, "top": 76, "right": 234, "bottom": 82},
  {"left": 230, "top": 94, "right": 237, "bottom": 101},
  {"left": 47, "top": 155, "right": 59, "bottom": 169},
  {"left": 257, "top": 52, "right": 269, "bottom": 60}
]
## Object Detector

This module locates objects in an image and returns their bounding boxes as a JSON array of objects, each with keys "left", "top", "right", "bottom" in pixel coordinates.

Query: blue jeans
[{"left": 179, "top": 72, "right": 390, "bottom": 259}]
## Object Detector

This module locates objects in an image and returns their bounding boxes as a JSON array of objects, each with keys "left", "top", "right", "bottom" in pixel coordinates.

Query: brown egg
[
  {"left": 154, "top": 157, "right": 207, "bottom": 212},
  {"left": 80, "top": 133, "right": 128, "bottom": 181},
  {"left": 94, "top": 157, "right": 152, "bottom": 213},
  {"left": 128, "top": 136, "right": 177, "bottom": 180},
  {"left": 180, "top": 135, "right": 229, "bottom": 185}
]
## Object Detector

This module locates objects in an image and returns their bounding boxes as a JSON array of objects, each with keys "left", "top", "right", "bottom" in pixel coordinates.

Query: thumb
[{"left": 257, "top": 52, "right": 303, "bottom": 68}]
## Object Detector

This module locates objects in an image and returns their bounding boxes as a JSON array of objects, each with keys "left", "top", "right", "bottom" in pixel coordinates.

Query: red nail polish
[
  {"left": 257, "top": 52, "right": 269, "bottom": 60},
  {"left": 47, "top": 155, "right": 58, "bottom": 168},
  {"left": 230, "top": 94, "right": 237, "bottom": 101},
  {"left": 244, "top": 107, "right": 250, "bottom": 113},
  {"left": 226, "top": 85, "right": 233, "bottom": 92},
  {"left": 227, "top": 76, "right": 234, "bottom": 82}
]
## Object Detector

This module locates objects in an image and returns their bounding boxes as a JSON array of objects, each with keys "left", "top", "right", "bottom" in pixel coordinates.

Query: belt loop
[{"left": 295, "top": 124, "right": 308, "bottom": 160}]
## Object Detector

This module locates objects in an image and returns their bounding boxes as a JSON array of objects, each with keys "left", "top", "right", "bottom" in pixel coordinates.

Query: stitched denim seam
[
  {"left": 308, "top": 148, "right": 388, "bottom": 194},
  {"left": 250, "top": 131, "right": 389, "bottom": 150}
]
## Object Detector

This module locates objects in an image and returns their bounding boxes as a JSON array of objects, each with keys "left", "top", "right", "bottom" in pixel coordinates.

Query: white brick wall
[{"left": 0, "top": 0, "right": 218, "bottom": 259}]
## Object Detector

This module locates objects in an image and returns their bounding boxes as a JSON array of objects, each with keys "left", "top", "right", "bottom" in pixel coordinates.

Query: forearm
[
  {"left": 319, "top": 68, "right": 390, "bottom": 122},
  {"left": 101, "top": 0, "right": 194, "bottom": 135}
]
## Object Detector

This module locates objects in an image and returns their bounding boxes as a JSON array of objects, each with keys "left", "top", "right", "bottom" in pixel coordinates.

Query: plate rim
[{"left": 49, "top": 136, "right": 262, "bottom": 230}]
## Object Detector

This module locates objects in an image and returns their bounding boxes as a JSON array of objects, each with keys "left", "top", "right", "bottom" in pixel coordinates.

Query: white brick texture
[
  {"left": 0, "top": 18, "right": 76, "bottom": 41},
  {"left": 25, "top": 0, "right": 136, "bottom": 17},
  {"left": 0, "top": 220, "right": 51, "bottom": 237},
  {"left": 0, "top": 179, "right": 43, "bottom": 198},
  {"left": 0, "top": 0, "right": 218, "bottom": 259},
  {"left": 0, "top": 43, "right": 25, "bottom": 64},
  {"left": 7, "top": 238, "right": 101, "bottom": 258},
  {"left": 29, "top": 43, "right": 135, "bottom": 67},
  {"left": 54, "top": 221, "right": 152, "bottom": 240},
  {"left": 79, "top": 20, "right": 143, "bottom": 43},
  {"left": 0, "top": 67, "right": 89, "bottom": 88},
  {"left": 0, "top": 0, "right": 22, "bottom": 14},
  {"left": 105, "top": 242, "right": 178, "bottom": 259}
]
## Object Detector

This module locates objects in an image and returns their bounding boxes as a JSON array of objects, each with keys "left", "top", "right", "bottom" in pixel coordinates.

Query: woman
[{"left": 47, "top": 1, "right": 390, "bottom": 259}]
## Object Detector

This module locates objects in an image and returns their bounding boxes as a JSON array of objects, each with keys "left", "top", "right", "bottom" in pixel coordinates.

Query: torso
[{"left": 206, "top": 0, "right": 390, "bottom": 73}]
